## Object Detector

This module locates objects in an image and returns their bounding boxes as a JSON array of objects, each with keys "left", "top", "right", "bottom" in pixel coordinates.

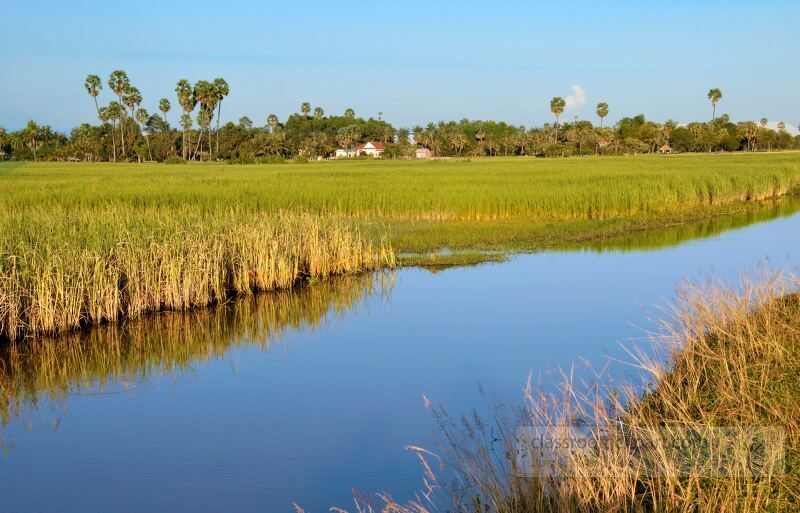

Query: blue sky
[{"left": 2, "top": 0, "right": 798, "bottom": 131}]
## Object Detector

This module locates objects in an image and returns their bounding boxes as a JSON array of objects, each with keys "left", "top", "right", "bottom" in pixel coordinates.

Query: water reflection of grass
[
  {"left": 358, "top": 277, "right": 799, "bottom": 513},
  {"left": 0, "top": 272, "right": 392, "bottom": 424}
]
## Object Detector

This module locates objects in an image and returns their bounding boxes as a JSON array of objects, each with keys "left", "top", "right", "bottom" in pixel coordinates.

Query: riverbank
[
  {"left": 1, "top": 153, "right": 799, "bottom": 340},
  {"left": 415, "top": 276, "right": 799, "bottom": 513}
]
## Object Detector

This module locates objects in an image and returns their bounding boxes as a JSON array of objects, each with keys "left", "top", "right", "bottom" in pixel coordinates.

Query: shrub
[{"left": 164, "top": 156, "right": 186, "bottom": 165}]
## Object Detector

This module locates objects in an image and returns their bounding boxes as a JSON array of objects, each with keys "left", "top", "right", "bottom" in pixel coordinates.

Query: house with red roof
[{"left": 355, "top": 141, "right": 384, "bottom": 158}]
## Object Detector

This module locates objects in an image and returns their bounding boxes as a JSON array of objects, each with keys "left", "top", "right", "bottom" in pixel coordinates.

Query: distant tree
[
  {"left": 313, "top": 107, "right": 324, "bottom": 119},
  {"left": 450, "top": 130, "right": 468, "bottom": 156},
  {"left": 193, "top": 80, "right": 218, "bottom": 158},
  {"left": 550, "top": 97, "right": 566, "bottom": 141},
  {"left": 267, "top": 114, "right": 279, "bottom": 132},
  {"left": 412, "top": 125, "right": 424, "bottom": 146},
  {"left": 135, "top": 108, "right": 152, "bottom": 161},
  {"left": 13, "top": 121, "right": 41, "bottom": 161},
  {"left": 106, "top": 102, "right": 124, "bottom": 161},
  {"left": 175, "top": 80, "right": 197, "bottom": 160},
  {"left": 84, "top": 75, "right": 103, "bottom": 120},
  {"left": 760, "top": 117, "right": 768, "bottom": 129},
  {"left": 212, "top": 78, "right": 229, "bottom": 155},
  {"left": 707, "top": 88, "right": 722, "bottom": 121},
  {"left": 344, "top": 108, "right": 355, "bottom": 118},
  {"left": 159, "top": 98, "right": 171, "bottom": 125},
  {"left": 378, "top": 111, "right": 383, "bottom": 121},
  {"left": 595, "top": 102, "right": 609, "bottom": 128},
  {"left": 239, "top": 116, "right": 253, "bottom": 130},
  {"left": 193, "top": 109, "right": 211, "bottom": 160},
  {"left": 300, "top": 102, "right": 311, "bottom": 118},
  {"left": 778, "top": 121, "right": 786, "bottom": 132},
  {"left": 108, "top": 70, "right": 130, "bottom": 156},
  {"left": 396, "top": 127, "right": 410, "bottom": 145}
]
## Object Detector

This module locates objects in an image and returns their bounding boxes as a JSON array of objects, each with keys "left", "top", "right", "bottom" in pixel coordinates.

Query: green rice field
[{"left": 1, "top": 152, "right": 799, "bottom": 340}]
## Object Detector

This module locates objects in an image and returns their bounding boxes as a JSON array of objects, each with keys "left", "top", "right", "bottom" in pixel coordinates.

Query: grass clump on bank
[
  {"left": 0, "top": 209, "right": 394, "bottom": 341},
  {"left": 426, "top": 276, "right": 799, "bottom": 513},
  {"left": 336, "top": 276, "right": 799, "bottom": 513}
]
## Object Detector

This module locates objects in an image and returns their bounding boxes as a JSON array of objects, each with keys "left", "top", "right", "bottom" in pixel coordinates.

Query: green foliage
[{"left": 164, "top": 156, "right": 186, "bottom": 164}]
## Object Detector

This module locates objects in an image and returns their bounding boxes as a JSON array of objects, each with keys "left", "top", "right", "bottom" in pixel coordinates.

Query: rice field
[{"left": 1, "top": 153, "right": 799, "bottom": 341}]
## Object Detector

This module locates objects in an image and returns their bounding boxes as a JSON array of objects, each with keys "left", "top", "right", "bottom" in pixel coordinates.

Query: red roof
[{"left": 356, "top": 141, "right": 384, "bottom": 151}]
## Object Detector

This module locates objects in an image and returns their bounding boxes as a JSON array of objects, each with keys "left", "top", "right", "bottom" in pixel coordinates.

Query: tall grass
[
  {"left": 0, "top": 208, "right": 394, "bottom": 341},
  {"left": 322, "top": 276, "right": 799, "bottom": 513}
]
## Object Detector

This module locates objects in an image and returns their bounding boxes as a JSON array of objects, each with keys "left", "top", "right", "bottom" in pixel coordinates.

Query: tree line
[{"left": 0, "top": 74, "right": 797, "bottom": 162}]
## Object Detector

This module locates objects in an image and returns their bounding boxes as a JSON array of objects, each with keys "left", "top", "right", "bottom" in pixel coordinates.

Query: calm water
[{"left": 2, "top": 204, "right": 800, "bottom": 513}]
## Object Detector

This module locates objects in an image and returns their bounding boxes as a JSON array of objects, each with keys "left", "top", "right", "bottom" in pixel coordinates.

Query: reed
[
  {"left": 328, "top": 275, "right": 799, "bottom": 513},
  {"left": 0, "top": 208, "right": 394, "bottom": 341}
]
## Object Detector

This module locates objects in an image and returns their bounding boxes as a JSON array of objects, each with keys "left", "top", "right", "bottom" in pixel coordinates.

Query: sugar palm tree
[
  {"left": 412, "top": 125, "right": 424, "bottom": 146},
  {"left": 175, "top": 79, "right": 197, "bottom": 160},
  {"left": 193, "top": 109, "right": 211, "bottom": 160},
  {"left": 396, "top": 127, "right": 410, "bottom": 145},
  {"left": 267, "top": 114, "right": 279, "bottom": 132},
  {"left": 135, "top": 108, "right": 152, "bottom": 161},
  {"left": 159, "top": 98, "right": 171, "bottom": 125},
  {"left": 107, "top": 102, "right": 124, "bottom": 162},
  {"left": 550, "top": 97, "right": 566, "bottom": 141},
  {"left": 180, "top": 113, "right": 193, "bottom": 158},
  {"left": 450, "top": 130, "right": 468, "bottom": 156},
  {"left": 212, "top": 78, "right": 229, "bottom": 155},
  {"left": 313, "top": 107, "right": 324, "bottom": 119},
  {"left": 300, "top": 102, "right": 311, "bottom": 118},
  {"left": 108, "top": 70, "right": 130, "bottom": 156},
  {"left": 344, "top": 108, "right": 355, "bottom": 118},
  {"left": 15, "top": 121, "right": 41, "bottom": 161},
  {"left": 595, "top": 102, "right": 609, "bottom": 128},
  {"left": 84, "top": 75, "right": 103, "bottom": 119},
  {"left": 707, "top": 88, "right": 722, "bottom": 121},
  {"left": 98, "top": 106, "right": 116, "bottom": 161},
  {"left": 777, "top": 121, "right": 786, "bottom": 132},
  {"left": 192, "top": 80, "right": 218, "bottom": 158}
]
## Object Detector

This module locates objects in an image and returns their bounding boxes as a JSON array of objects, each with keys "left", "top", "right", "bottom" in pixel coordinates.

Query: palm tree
[
  {"left": 193, "top": 80, "right": 218, "bottom": 158},
  {"left": 108, "top": 70, "right": 130, "bottom": 156},
  {"left": 135, "top": 108, "right": 152, "bottom": 161},
  {"left": 193, "top": 109, "right": 211, "bottom": 160},
  {"left": 98, "top": 106, "right": 116, "bottom": 161},
  {"left": 595, "top": 102, "right": 609, "bottom": 128},
  {"left": 412, "top": 125, "right": 423, "bottom": 146},
  {"left": 267, "top": 114, "right": 279, "bottom": 132},
  {"left": 107, "top": 102, "right": 124, "bottom": 162},
  {"left": 707, "top": 88, "right": 722, "bottom": 121},
  {"left": 313, "top": 107, "right": 324, "bottom": 120},
  {"left": 300, "top": 102, "right": 311, "bottom": 118},
  {"left": 122, "top": 86, "right": 142, "bottom": 121},
  {"left": 212, "top": 78, "right": 229, "bottom": 155},
  {"left": 84, "top": 75, "right": 103, "bottom": 119},
  {"left": 778, "top": 121, "right": 786, "bottom": 132},
  {"left": 760, "top": 117, "right": 768, "bottom": 129},
  {"left": 550, "top": 97, "right": 566, "bottom": 141},
  {"left": 396, "top": 127, "right": 410, "bottom": 145},
  {"left": 450, "top": 130, "right": 468, "bottom": 156},
  {"left": 175, "top": 79, "right": 197, "bottom": 160},
  {"left": 15, "top": 121, "right": 41, "bottom": 161},
  {"left": 159, "top": 98, "right": 171, "bottom": 125},
  {"left": 180, "top": 113, "right": 192, "bottom": 158},
  {"left": 344, "top": 108, "right": 355, "bottom": 118},
  {"left": 378, "top": 111, "right": 383, "bottom": 121}
]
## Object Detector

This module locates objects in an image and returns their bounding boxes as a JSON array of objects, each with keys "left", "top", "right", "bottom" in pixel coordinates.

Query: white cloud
[{"left": 565, "top": 85, "right": 587, "bottom": 111}]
